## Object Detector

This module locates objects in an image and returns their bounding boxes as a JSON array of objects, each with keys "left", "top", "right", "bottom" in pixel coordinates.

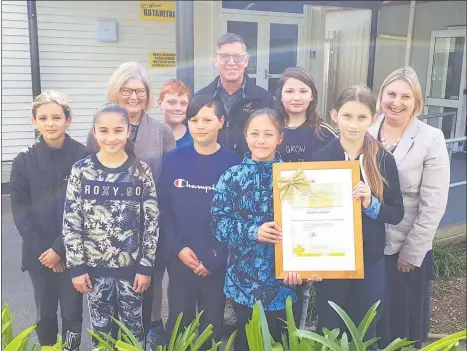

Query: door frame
[
  {"left": 220, "top": 9, "right": 306, "bottom": 91},
  {"left": 424, "top": 29, "right": 467, "bottom": 139}
]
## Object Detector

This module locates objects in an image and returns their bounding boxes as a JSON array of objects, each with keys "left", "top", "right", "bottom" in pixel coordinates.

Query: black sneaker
[{"left": 148, "top": 324, "right": 166, "bottom": 351}]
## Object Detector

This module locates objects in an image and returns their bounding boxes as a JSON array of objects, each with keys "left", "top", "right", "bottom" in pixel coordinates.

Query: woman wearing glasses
[
  {"left": 87, "top": 61, "right": 175, "bottom": 181},
  {"left": 86, "top": 62, "right": 175, "bottom": 346}
]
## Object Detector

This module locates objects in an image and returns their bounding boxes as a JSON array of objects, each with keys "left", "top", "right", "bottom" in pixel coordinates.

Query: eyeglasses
[
  {"left": 216, "top": 53, "right": 247, "bottom": 63},
  {"left": 120, "top": 87, "right": 147, "bottom": 97}
]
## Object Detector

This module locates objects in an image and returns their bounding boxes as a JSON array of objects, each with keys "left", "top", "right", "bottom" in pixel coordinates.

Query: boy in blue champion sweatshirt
[{"left": 158, "top": 95, "right": 240, "bottom": 349}]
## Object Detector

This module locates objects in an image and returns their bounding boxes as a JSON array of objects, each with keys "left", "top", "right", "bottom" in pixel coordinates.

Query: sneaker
[{"left": 148, "top": 324, "right": 166, "bottom": 351}]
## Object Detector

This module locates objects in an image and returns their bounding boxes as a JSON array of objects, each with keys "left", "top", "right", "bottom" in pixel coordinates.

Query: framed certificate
[{"left": 273, "top": 161, "right": 364, "bottom": 280}]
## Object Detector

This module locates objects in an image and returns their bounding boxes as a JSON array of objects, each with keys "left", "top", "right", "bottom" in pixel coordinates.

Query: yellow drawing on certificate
[{"left": 291, "top": 220, "right": 346, "bottom": 257}]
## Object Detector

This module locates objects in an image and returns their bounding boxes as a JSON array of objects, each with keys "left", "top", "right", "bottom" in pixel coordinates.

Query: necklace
[{"left": 380, "top": 136, "right": 401, "bottom": 152}]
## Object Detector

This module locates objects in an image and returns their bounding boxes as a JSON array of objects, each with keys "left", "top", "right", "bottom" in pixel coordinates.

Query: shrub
[{"left": 433, "top": 243, "right": 466, "bottom": 279}]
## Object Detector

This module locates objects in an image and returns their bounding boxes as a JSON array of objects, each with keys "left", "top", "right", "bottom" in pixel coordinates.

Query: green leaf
[
  {"left": 191, "top": 324, "right": 213, "bottom": 351},
  {"left": 110, "top": 316, "right": 143, "bottom": 350},
  {"left": 3, "top": 325, "right": 36, "bottom": 351},
  {"left": 272, "top": 341, "right": 284, "bottom": 350},
  {"left": 246, "top": 304, "right": 263, "bottom": 351},
  {"left": 285, "top": 297, "right": 299, "bottom": 351},
  {"left": 294, "top": 330, "right": 341, "bottom": 351},
  {"left": 209, "top": 338, "right": 217, "bottom": 351},
  {"left": 30, "top": 343, "right": 40, "bottom": 351},
  {"left": 257, "top": 300, "right": 273, "bottom": 351},
  {"left": 115, "top": 340, "right": 143, "bottom": 351},
  {"left": 381, "top": 338, "right": 415, "bottom": 351},
  {"left": 121, "top": 335, "right": 132, "bottom": 345},
  {"left": 362, "top": 337, "right": 380, "bottom": 349},
  {"left": 357, "top": 301, "right": 380, "bottom": 339},
  {"left": 41, "top": 347, "right": 63, "bottom": 351},
  {"left": 328, "top": 301, "right": 364, "bottom": 351},
  {"left": 224, "top": 330, "right": 237, "bottom": 351},
  {"left": 281, "top": 333, "right": 290, "bottom": 351},
  {"left": 168, "top": 312, "right": 183, "bottom": 351},
  {"left": 87, "top": 329, "right": 116, "bottom": 351},
  {"left": 340, "top": 332, "right": 349, "bottom": 351},
  {"left": 323, "top": 328, "right": 340, "bottom": 342},
  {"left": 98, "top": 331, "right": 119, "bottom": 347},
  {"left": 2, "top": 303, "right": 14, "bottom": 346},
  {"left": 2, "top": 320, "right": 13, "bottom": 336},
  {"left": 418, "top": 330, "right": 466, "bottom": 351}
]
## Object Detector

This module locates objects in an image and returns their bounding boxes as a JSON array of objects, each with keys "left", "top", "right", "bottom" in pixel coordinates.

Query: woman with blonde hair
[
  {"left": 87, "top": 61, "right": 176, "bottom": 181},
  {"left": 370, "top": 67, "right": 450, "bottom": 348},
  {"left": 87, "top": 62, "right": 175, "bottom": 347}
]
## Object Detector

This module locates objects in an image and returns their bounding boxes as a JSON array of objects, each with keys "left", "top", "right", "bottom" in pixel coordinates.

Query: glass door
[
  {"left": 424, "top": 29, "right": 466, "bottom": 140},
  {"left": 221, "top": 12, "right": 304, "bottom": 93}
]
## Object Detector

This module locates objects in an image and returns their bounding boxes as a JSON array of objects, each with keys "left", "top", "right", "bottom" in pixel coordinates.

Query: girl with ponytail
[
  {"left": 311, "top": 85, "right": 404, "bottom": 348},
  {"left": 62, "top": 103, "right": 159, "bottom": 349}
]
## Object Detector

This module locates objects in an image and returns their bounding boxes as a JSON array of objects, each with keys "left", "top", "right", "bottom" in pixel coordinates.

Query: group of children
[{"left": 11, "top": 66, "right": 404, "bottom": 351}]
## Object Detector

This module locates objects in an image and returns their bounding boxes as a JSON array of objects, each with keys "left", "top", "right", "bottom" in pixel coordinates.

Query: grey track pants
[{"left": 87, "top": 277, "right": 144, "bottom": 349}]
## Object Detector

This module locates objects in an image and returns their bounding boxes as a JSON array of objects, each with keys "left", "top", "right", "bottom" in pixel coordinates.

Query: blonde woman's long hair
[
  {"left": 106, "top": 62, "right": 154, "bottom": 111},
  {"left": 336, "top": 85, "right": 388, "bottom": 202},
  {"left": 376, "top": 66, "right": 423, "bottom": 117}
]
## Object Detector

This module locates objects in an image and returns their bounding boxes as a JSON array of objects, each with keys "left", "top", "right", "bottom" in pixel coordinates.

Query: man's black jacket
[
  {"left": 10, "top": 134, "right": 90, "bottom": 271},
  {"left": 195, "top": 75, "right": 275, "bottom": 158}
]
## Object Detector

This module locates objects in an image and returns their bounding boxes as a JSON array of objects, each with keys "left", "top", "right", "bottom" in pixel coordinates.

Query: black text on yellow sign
[
  {"left": 150, "top": 52, "right": 176, "bottom": 68},
  {"left": 140, "top": 1, "right": 175, "bottom": 22}
]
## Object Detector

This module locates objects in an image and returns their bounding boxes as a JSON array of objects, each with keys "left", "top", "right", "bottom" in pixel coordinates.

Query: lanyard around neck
[{"left": 344, "top": 153, "right": 368, "bottom": 185}]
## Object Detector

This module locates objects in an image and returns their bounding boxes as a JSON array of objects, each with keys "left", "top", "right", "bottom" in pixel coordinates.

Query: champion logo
[
  {"left": 174, "top": 178, "right": 216, "bottom": 193},
  {"left": 243, "top": 102, "right": 254, "bottom": 113}
]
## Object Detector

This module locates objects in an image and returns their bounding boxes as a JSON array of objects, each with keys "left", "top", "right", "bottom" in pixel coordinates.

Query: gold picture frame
[{"left": 273, "top": 161, "right": 364, "bottom": 280}]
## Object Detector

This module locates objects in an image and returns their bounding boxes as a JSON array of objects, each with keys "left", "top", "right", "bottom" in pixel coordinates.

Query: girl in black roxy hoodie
[
  {"left": 311, "top": 85, "right": 403, "bottom": 348},
  {"left": 10, "top": 90, "right": 89, "bottom": 351}
]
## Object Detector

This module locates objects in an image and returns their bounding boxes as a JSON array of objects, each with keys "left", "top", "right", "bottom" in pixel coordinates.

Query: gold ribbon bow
[{"left": 277, "top": 169, "right": 312, "bottom": 204}]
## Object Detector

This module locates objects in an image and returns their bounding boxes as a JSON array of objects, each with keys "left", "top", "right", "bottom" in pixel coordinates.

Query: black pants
[
  {"left": 28, "top": 267, "right": 83, "bottom": 350},
  {"left": 166, "top": 257, "right": 226, "bottom": 351},
  {"left": 315, "top": 257, "right": 385, "bottom": 350},
  {"left": 233, "top": 301, "right": 300, "bottom": 351},
  {"left": 142, "top": 256, "right": 166, "bottom": 335},
  {"left": 377, "top": 251, "right": 433, "bottom": 349}
]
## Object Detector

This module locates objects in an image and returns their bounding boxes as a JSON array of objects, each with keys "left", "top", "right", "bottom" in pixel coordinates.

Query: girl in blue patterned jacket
[{"left": 211, "top": 108, "right": 321, "bottom": 350}]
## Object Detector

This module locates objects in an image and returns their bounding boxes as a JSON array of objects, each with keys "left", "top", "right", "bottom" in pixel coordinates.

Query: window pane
[
  {"left": 222, "top": 1, "right": 304, "bottom": 14},
  {"left": 268, "top": 78, "right": 280, "bottom": 95},
  {"left": 423, "top": 106, "right": 457, "bottom": 139},
  {"left": 227, "top": 21, "right": 258, "bottom": 76},
  {"left": 429, "top": 36, "right": 465, "bottom": 100},
  {"left": 269, "top": 23, "right": 298, "bottom": 75}
]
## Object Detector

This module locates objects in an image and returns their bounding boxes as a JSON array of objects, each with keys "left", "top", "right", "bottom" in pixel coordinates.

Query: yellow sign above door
[{"left": 140, "top": 1, "right": 175, "bottom": 22}]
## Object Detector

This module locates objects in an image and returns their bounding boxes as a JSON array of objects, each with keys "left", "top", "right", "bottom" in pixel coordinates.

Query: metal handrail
[
  {"left": 420, "top": 112, "right": 456, "bottom": 120},
  {"left": 446, "top": 136, "right": 466, "bottom": 188},
  {"left": 420, "top": 112, "right": 457, "bottom": 139}
]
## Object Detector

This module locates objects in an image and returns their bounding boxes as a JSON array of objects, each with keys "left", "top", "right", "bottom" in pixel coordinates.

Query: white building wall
[
  {"left": 193, "top": 1, "right": 217, "bottom": 91},
  {"left": 35, "top": 0, "right": 177, "bottom": 144},
  {"left": 1, "top": 1, "right": 35, "bottom": 162}
]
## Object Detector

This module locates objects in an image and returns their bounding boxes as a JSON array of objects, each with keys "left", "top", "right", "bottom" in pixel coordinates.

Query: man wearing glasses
[{"left": 194, "top": 33, "right": 274, "bottom": 158}]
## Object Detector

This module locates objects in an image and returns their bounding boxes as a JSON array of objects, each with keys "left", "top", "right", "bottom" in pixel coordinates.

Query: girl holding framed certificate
[
  {"left": 211, "top": 108, "right": 321, "bottom": 351},
  {"left": 275, "top": 67, "right": 338, "bottom": 328},
  {"left": 311, "top": 86, "right": 404, "bottom": 348}
]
